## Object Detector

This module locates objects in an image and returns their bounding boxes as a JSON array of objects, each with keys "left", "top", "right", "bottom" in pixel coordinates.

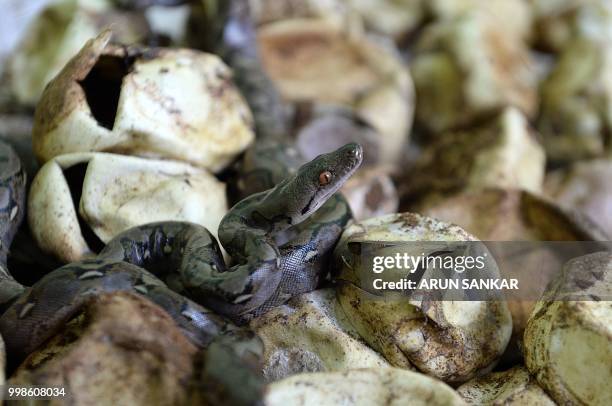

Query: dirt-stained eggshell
[
  {"left": 258, "top": 19, "right": 413, "bottom": 165},
  {"left": 457, "top": 366, "right": 555, "bottom": 405},
  {"left": 264, "top": 367, "right": 466, "bottom": 406},
  {"left": 10, "top": 292, "right": 198, "bottom": 405},
  {"left": 33, "top": 30, "right": 254, "bottom": 171},
  {"left": 8, "top": 0, "right": 149, "bottom": 106},
  {"left": 333, "top": 213, "right": 512, "bottom": 383},
  {"left": 544, "top": 159, "right": 612, "bottom": 236},
  {"left": 411, "top": 12, "right": 537, "bottom": 133},
  {"left": 523, "top": 251, "right": 612, "bottom": 406},
  {"left": 399, "top": 108, "right": 545, "bottom": 209},
  {"left": 250, "top": 288, "right": 389, "bottom": 381}
]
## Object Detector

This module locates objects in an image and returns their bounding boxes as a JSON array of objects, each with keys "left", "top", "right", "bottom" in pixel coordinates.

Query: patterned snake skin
[
  {"left": 0, "top": 141, "right": 27, "bottom": 313},
  {"left": 0, "top": 5, "right": 362, "bottom": 404},
  {"left": 0, "top": 142, "right": 361, "bottom": 361}
]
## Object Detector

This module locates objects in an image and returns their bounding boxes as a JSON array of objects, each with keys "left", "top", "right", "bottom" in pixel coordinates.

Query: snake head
[{"left": 293, "top": 142, "right": 363, "bottom": 218}]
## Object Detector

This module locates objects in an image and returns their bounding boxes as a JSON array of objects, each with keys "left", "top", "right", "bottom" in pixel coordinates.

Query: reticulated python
[
  {"left": 0, "top": 140, "right": 361, "bottom": 362},
  {"left": 0, "top": 5, "right": 362, "bottom": 403}
]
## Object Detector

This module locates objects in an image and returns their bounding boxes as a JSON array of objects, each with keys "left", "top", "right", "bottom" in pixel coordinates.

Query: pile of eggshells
[{"left": 0, "top": 0, "right": 611, "bottom": 405}]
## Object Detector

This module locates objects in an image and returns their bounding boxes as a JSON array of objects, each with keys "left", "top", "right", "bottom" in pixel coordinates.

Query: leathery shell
[
  {"left": 544, "top": 159, "right": 612, "bottom": 237},
  {"left": 263, "top": 367, "right": 466, "bottom": 406},
  {"left": 333, "top": 213, "right": 512, "bottom": 383},
  {"left": 257, "top": 18, "right": 413, "bottom": 166},
  {"left": 250, "top": 288, "right": 388, "bottom": 381},
  {"left": 411, "top": 11, "right": 537, "bottom": 133},
  {"left": 523, "top": 251, "right": 612, "bottom": 406},
  {"left": 457, "top": 366, "right": 554, "bottom": 405},
  {"left": 9, "top": 292, "right": 198, "bottom": 405},
  {"left": 32, "top": 30, "right": 254, "bottom": 172},
  {"left": 28, "top": 152, "right": 227, "bottom": 263},
  {"left": 7, "top": 0, "right": 149, "bottom": 106}
]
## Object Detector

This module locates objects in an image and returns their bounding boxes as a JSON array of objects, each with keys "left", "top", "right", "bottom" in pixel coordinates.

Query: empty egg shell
[
  {"left": 28, "top": 152, "right": 227, "bottom": 263},
  {"left": 523, "top": 251, "right": 612, "bottom": 406},
  {"left": 264, "top": 367, "right": 466, "bottom": 406},
  {"left": 33, "top": 30, "right": 254, "bottom": 172},
  {"left": 333, "top": 213, "right": 512, "bottom": 383},
  {"left": 250, "top": 288, "right": 389, "bottom": 381}
]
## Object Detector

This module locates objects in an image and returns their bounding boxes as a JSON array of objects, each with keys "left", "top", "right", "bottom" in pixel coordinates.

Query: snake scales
[
  {"left": 0, "top": 5, "right": 362, "bottom": 404},
  {"left": 0, "top": 136, "right": 361, "bottom": 361}
]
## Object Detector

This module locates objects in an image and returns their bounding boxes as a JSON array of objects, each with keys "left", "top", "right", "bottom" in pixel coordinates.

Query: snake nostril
[{"left": 352, "top": 147, "right": 363, "bottom": 162}]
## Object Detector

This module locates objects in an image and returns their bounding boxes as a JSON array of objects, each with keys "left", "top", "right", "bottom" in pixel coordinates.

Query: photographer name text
[{"left": 371, "top": 253, "right": 519, "bottom": 291}]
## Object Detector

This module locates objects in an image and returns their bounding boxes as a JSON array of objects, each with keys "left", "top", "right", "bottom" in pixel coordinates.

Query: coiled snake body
[
  {"left": 0, "top": 5, "right": 362, "bottom": 400},
  {"left": 0, "top": 140, "right": 361, "bottom": 362},
  {"left": 0, "top": 141, "right": 26, "bottom": 312}
]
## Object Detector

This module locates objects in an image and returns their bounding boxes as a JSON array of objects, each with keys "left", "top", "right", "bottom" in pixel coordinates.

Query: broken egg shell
[
  {"left": 10, "top": 291, "right": 198, "bottom": 405},
  {"left": 250, "top": 288, "right": 388, "bottom": 381},
  {"left": 7, "top": 0, "right": 149, "bottom": 106},
  {"left": 523, "top": 251, "right": 612, "bottom": 406},
  {"left": 411, "top": 13, "right": 537, "bottom": 133},
  {"left": 530, "top": 0, "right": 612, "bottom": 52},
  {"left": 258, "top": 18, "right": 413, "bottom": 165},
  {"left": 249, "top": 0, "right": 357, "bottom": 30},
  {"left": 398, "top": 108, "right": 546, "bottom": 209},
  {"left": 414, "top": 188, "right": 609, "bottom": 242},
  {"left": 264, "top": 367, "right": 466, "bottom": 406},
  {"left": 28, "top": 152, "right": 227, "bottom": 263},
  {"left": 340, "top": 166, "right": 398, "bottom": 222},
  {"left": 538, "top": 36, "right": 612, "bottom": 162},
  {"left": 333, "top": 213, "right": 512, "bottom": 383},
  {"left": 415, "top": 188, "right": 610, "bottom": 366},
  {"left": 457, "top": 365, "right": 555, "bottom": 405},
  {"left": 544, "top": 159, "right": 612, "bottom": 237},
  {"left": 345, "top": 0, "right": 425, "bottom": 39},
  {"left": 33, "top": 30, "right": 254, "bottom": 172},
  {"left": 426, "top": 0, "right": 534, "bottom": 42}
]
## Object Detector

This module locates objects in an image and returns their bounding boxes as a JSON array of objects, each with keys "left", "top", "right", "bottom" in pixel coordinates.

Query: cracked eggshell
[
  {"left": 411, "top": 13, "right": 537, "bottom": 133},
  {"left": 258, "top": 19, "right": 413, "bottom": 165},
  {"left": 249, "top": 0, "right": 356, "bottom": 29},
  {"left": 415, "top": 189, "right": 609, "bottom": 242},
  {"left": 530, "top": 0, "right": 612, "bottom": 51},
  {"left": 457, "top": 366, "right": 555, "bottom": 405},
  {"left": 399, "top": 108, "right": 546, "bottom": 209},
  {"left": 538, "top": 36, "right": 612, "bottom": 162},
  {"left": 332, "top": 213, "right": 512, "bottom": 383},
  {"left": 33, "top": 30, "right": 254, "bottom": 171},
  {"left": 544, "top": 159, "right": 612, "bottom": 236},
  {"left": 345, "top": 0, "right": 425, "bottom": 39},
  {"left": 427, "top": 0, "right": 533, "bottom": 41},
  {"left": 28, "top": 152, "right": 227, "bottom": 263},
  {"left": 415, "top": 188, "right": 609, "bottom": 365},
  {"left": 523, "top": 251, "right": 612, "bottom": 406},
  {"left": 264, "top": 367, "right": 466, "bottom": 406},
  {"left": 530, "top": 0, "right": 583, "bottom": 51},
  {"left": 7, "top": 0, "right": 149, "bottom": 106},
  {"left": 10, "top": 292, "right": 198, "bottom": 405},
  {"left": 250, "top": 288, "right": 388, "bottom": 381}
]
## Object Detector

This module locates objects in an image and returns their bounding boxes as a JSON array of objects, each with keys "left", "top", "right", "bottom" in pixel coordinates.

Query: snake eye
[{"left": 319, "top": 171, "right": 332, "bottom": 185}]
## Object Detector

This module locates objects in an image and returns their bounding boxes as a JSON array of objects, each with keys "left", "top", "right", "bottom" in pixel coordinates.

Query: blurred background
[{"left": 0, "top": 0, "right": 610, "bottom": 240}]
